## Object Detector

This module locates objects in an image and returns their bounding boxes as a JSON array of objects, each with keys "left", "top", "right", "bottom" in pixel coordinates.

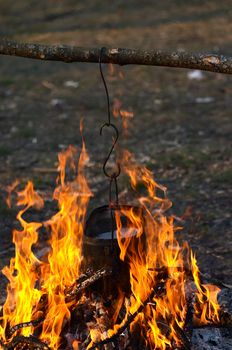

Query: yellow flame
[
  {"left": 0, "top": 124, "right": 220, "bottom": 350},
  {"left": 1, "top": 181, "right": 43, "bottom": 338},
  {"left": 191, "top": 252, "right": 220, "bottom": 324},
  {"left": 0, "top": 128, "right": 92, "bottom": 348},
  {"left": 111, "top": 148, "right": 220, "bottom": 349},
  {"left": 40, "top": 137, "right": 92, "bottom": 348}
]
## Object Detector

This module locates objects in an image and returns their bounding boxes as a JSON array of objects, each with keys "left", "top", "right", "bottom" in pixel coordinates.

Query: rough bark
[
  {"left": 0, "top": 39, "right": 232, "bottom": 74},
  {"left": 65, "top": 267, "right": 112, "bottom": 302}
]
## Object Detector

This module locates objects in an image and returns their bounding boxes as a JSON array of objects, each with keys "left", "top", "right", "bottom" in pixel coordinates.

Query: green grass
[
  {"left": 0, "top": 78, "right": 14, "bottom": 86},
  {"left": 0, "top": 199, "right": 16, "bottom": 218},
  {"left": 156, "top": 149, "right": 210, "bottom": 170},
  {"left": 0, "top": 146, "right": 12, "bottom": 156},
  {"left": 16, "top": 127, "right": 34, "bottom": 138},
  {"left": 212, "top": 168, "right": 232, "bottom": 185}
]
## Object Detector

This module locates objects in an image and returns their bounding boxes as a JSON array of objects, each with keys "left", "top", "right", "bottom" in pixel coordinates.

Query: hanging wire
[
  {"left": 99, "top": 47, "right": 122, "bottom": 250},
  {"left": 99, "top": 47, "right": 120, "bottom": 206},
  {"left": 99, "top": 47, "right": 111, "bottom": 126}
]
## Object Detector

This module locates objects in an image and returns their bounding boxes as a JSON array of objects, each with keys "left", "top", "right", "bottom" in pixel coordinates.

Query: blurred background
[{"left": 0, "top": 0, "right": 231, "bottom": 295}]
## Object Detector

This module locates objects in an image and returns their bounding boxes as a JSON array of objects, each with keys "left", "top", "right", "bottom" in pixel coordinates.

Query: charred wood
[
  {"left": 88, "top": 283, "right": 165, "bottom": 350},
  {"left": 1, "top": 335, "right": 50, "bottom": 350},
  {"left": 65, "top": 268, "right": 112, "bottom": 303},
  {"left": 6, "top": 317, "right": 44, "bottom": 340}
]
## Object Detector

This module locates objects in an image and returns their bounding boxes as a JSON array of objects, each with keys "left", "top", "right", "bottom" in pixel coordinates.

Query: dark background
[{"left": 0, "top": 1, "right": 231, "bottom": 301}]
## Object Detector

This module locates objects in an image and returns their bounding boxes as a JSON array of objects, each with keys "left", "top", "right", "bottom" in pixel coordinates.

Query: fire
[
  {"left": 191, "top": 252, "right": 220, "bottom": 325},
  {"left": 0, "top": 130, "right": 92, "bottom": 348},
  {"left": 40, "top": 140, "right": 92, "bottom": 348},
  {"left": 113, "top": 98, "right": 134, "bottom": 134},
  {"left": 0, "top": 125, "right": 221, "bottom": 349},
  {"left": 1, "top": 181, "right": 43, "bottom": 339},
  {"left": 111, "top": 149, "right": 221, "bottom": 348},
  {"left": 113, "top": 151, "right": 187, "bottom": 348}
]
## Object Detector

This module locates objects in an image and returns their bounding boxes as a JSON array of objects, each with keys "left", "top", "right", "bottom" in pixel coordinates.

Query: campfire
[
  {"left": 0, "top": 54, "right": 231, "bottom": 349},
  {"left": 0, "top": 132, "right": 229, "bottom": 350}
]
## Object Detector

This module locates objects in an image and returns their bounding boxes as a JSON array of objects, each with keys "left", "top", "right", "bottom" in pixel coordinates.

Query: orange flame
[
  {"left": 113, "top": 98, "right": 134, "bottom": 134},
  {"left": 111, "top": 148, "right": 220, "bottom": 349},
  {"left": 0, "top": 125, "right": 220, "bottom": 349},
  {"left": 40, "top": 137, "right": 92, "bottom": 348},
  {"left": 1, "top": 181, "right": 44, "bottom": 338},
  {"left": 191, "top": 252, "right": 220, "bottom": 324},
  {"left": 0, "top": 129, "right": 92, "bottom": 349}
]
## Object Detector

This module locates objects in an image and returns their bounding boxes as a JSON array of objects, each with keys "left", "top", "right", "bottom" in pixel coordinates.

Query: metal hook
[{"left": 100, "top": 123, "right": 121, "bottom": 179}]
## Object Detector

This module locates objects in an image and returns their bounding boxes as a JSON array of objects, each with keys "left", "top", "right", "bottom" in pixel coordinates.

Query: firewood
[
  {"left": 183, "top": 289, "right": 195, "bottom": 345},
  {"left": 88, "top": 283, "right": 165, "bottom": 350},
  {"left": 65, "top": 268, "right": 112, "bottom": 303},
  {"left": 172, "top": 321, "right": 191, "bottom": 350},
  {"left": 1, "top": 335, "right": 50, "bottom": 350},
  {"left": 6, "top": 317, "right": 44, "bottom": 339}
]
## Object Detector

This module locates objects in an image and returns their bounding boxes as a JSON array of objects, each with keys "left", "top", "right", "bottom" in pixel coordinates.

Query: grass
[
  {"left": 156, "top": 149, "right": 210, "bottom": 170},
  {"left": 212, "top": 168, "right": 232, "bottom": 185},
  {"left": 0, "top": 146, "right": 12, "bottom": 157},
  {"left": 16, "top": 127, "right": 34, "bottom": 138},
  {"left": 0, "top": 78, "right": 15, "bottom": 86},
  {"left": 0, "top": 199, "right": 16, "bottom": 218},
  {"left": 32, "top": 176, "right": 50, "bottom": 187}
]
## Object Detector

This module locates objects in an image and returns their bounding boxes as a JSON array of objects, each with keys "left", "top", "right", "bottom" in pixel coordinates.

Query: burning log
[
  {"left": 172, "top": 321, "right": 191, "bottom": 350},
  {"left": 1, "top": 278, "right": 232, "bottom": 350},
  {"left": 88, "top": 283, "right": 165, "bottom": 350},
  {"left": 65, "top": 268, "right": 112, "bottom": 303},
  {"left": 0, "top": 335, "right": 50, "bottom": 350},
  {"left": 6, "top": 317, "right": 44, "bottom": 340},
  {"left": 0, "top": 39, "right": 232, "bottom": 74}
]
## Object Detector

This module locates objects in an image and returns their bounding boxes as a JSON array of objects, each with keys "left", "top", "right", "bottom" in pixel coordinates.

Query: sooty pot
[{"left": 83, "top": 204, "right": 146, "bottom": 295}]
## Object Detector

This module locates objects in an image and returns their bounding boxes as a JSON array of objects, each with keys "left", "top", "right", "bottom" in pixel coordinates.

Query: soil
[{"left": 0, "top": 0, "right": 231, "bottom": 303}]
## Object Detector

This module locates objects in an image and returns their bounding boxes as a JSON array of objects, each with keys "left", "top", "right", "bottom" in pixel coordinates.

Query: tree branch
[{"left": 0, "top": 39, "right": 232, "bottom": 74}]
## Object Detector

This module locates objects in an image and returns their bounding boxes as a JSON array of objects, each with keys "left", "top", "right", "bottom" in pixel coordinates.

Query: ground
[{"left": 0, "top": 0, "right": 231, "bottom": 301}]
